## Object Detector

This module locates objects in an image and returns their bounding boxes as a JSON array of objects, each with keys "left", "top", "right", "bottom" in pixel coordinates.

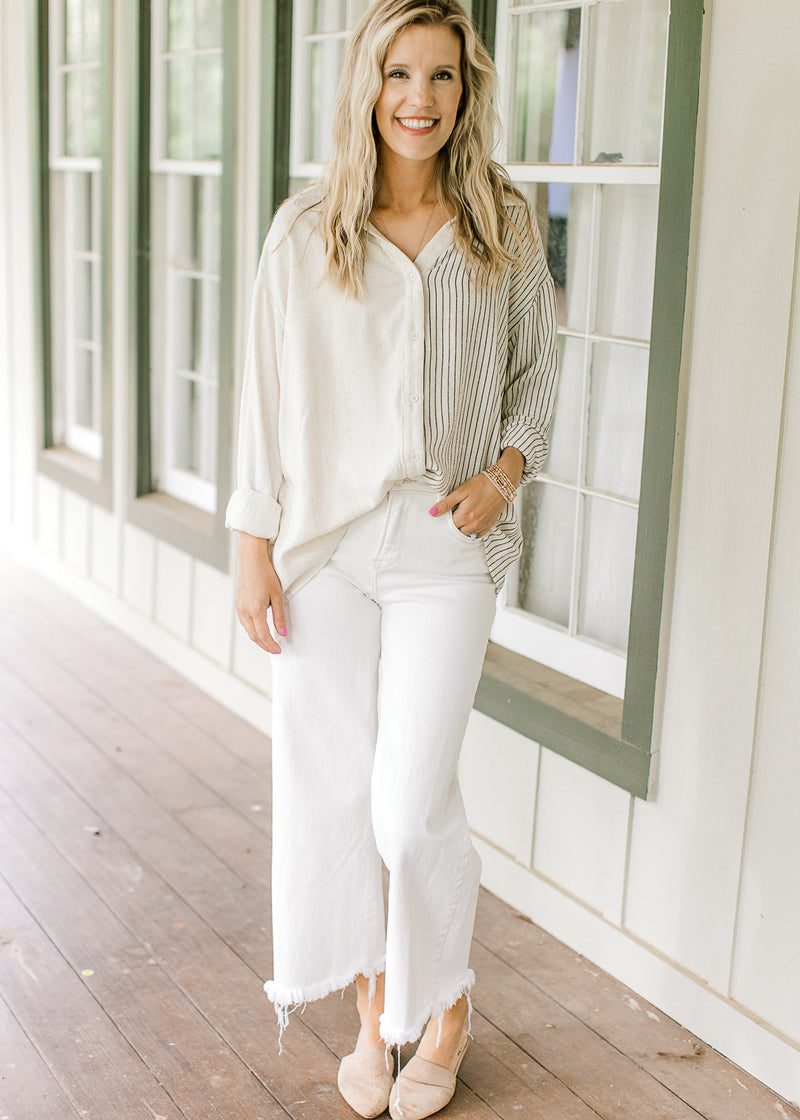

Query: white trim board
[{"left": 474, "top": 835, "right": 800, "bottom": 1109}]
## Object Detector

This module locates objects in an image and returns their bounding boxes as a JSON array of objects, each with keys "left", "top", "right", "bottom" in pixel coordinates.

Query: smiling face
[{"left": 373, "top": 23, "right": 464, "bottom": 169}]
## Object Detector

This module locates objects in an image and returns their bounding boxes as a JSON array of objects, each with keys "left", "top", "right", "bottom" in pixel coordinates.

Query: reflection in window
[
  {"left": 149, "top": 0, "right": 224, "bottom": 512},
  {"left": 47, "top": 0, "right": 104, "bottom": 460},
  {"left": 290, "top": 0, "right": 372, "bottom": 186},
  {"left": 507, "top": 0, "right": 668, "bottom": 168},
  {"left": 494, "top": 0, "right": 669, "bottom": 694}
]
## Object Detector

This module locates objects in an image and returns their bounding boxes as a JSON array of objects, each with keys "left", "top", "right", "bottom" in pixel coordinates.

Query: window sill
[
  {"left": 38, "top": 446, "right": 112, "bottom": 508},
  {"left": 127, "top": 491, "right": 230, "bottom": 571},
  {"left": 476, "top": 642, "right": 650, "bottom": 798}
]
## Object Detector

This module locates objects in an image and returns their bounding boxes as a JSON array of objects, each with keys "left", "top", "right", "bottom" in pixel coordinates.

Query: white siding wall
[{"left": 1, "top": 0, "right": 799, "bottom": 1104}]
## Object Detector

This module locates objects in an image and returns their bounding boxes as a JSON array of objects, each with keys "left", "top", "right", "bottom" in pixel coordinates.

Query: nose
[{"left": 407, "top": 76, "right": 434, "bottom": 108}]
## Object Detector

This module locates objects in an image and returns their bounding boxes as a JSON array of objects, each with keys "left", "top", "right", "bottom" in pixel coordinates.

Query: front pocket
[{"left": 446, "top": 509, "right": 482, "bottom": 544}]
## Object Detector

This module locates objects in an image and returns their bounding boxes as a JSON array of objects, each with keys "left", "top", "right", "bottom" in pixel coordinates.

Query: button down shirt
[{"left": 225, "top": 185, "right": 559, "bottom": 600}]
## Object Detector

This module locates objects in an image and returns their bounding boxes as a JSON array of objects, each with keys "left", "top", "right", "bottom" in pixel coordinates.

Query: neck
[{"left": 374, "top": 148, "right": 439, "bottom": 211}]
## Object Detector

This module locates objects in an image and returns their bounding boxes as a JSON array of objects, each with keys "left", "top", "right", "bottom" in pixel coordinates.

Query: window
[
  {"left": 39, "top": 0, "right": 110, "bottom": 490},
  {"left": 288, "top": 0, "right": 371, "bottom": 191},
  {"left": 147, "top": 0, "right": 227, "bottom": 513},
  {"left": 491, "top": 0, "right": 669, "bottom": 699}
]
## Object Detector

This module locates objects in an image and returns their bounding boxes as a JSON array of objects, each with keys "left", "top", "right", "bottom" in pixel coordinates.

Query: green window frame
[
  {"left": 473, "top": 0, "right": 705, "bottom": 797},
  {"left": 129, "top": 0, "right": 237, "bottom": 570},
  {"left": 256, "top": 0, "right": 703, "bottom": 798},
  {"left": 35, "top": 0, "right": 114, "bottom": 508}
]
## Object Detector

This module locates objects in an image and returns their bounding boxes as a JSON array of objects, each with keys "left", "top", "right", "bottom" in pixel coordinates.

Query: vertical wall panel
[
  {"left": 121, "top": 522, "right": 156, "bottom": 615},
  {"left": 154, "top": 539, "right": 192, "bottom": 640},
  {"left": 623, "top": 0, "right": 800, "bottom": 994},
  {"left": 533, "top": 749, "right": 630, "bottom": 922},
  {"left": 191, "top": 559, "right": 234, "bottom": 667},
  {"left": 460, "top": 710, "right": 539, "bottom": 865},
  {"left": 729, "top": 204, "right": 800, "bottom": 1042},
  {"left": 90, "top": 505, "right": 121, "bottom": 593},
  {"left": 62, "top": 490, "right": 90, "bottom": 574},
  {"left": 36, "top": 474, "right": 62, "bottom": 555}
]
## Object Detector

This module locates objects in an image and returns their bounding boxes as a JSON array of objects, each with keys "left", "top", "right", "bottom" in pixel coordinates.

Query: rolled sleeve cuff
[
  {"left": 501, "top": 417, "right": 549, "bottom": 485},
  {"left": 224, "top": 487, "right": 281, "bottom": 540}
]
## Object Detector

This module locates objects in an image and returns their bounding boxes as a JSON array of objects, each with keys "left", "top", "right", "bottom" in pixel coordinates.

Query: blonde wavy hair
[{"left": 313, "top": 0, "right": 532, "bottom": 298}]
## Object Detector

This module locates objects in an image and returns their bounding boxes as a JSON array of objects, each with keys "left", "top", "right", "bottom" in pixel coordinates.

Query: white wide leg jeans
[{"left": 266, "top": 480, "right": 497, "bottom": 1048}]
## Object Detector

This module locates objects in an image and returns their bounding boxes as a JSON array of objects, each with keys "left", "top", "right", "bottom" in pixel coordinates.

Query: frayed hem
[
  {"left": 378, "top": 968, "right": 475, "bottom": 1048},
  {"left": 264, "top": 955, "right": 386, "bottom": 1053}
]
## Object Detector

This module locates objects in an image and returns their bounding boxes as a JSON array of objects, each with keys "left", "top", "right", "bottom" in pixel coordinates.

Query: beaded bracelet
[{"left": 481, "top": 463, "right": 517, "bottom": 503}]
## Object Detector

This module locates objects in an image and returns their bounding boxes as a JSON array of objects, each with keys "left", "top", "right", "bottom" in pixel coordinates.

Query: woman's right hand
[{"left": 235, "top": 532, "right": 287, "bottom": 654}]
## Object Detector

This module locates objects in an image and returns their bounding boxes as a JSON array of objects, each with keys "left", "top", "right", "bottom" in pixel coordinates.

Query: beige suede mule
[
  {"left": 388, "top": 1029, "right": 470, "bottom": 1120},
  {"left": 337, "top": 1045, "right": 394, "bottom": 1118}
]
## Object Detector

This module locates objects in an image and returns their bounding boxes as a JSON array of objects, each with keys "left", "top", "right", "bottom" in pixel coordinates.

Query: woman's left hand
[{"left": 430, "top": 472, "right": 506, "bottom": 539}]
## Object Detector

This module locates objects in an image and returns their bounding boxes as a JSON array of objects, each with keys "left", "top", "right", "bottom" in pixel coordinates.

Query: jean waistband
[{"left": 389, "top": 476, "right": 439, "bottom": 494}]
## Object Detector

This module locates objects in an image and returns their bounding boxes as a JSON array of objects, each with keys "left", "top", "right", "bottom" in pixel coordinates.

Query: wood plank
[
  {"left": 0, "top": 879, "right": 186, "bottom": 1120},
  {"left": 0, "top": 801, "right": 289, "bottom": 1120},
  {"left": 473, "top": 889, "right": 800, "bottom": 1120},
  {"left": 467, "top": 938, "right": 705, "bottom": 1120},
  {"left": 0, "top": 994, "right": 83, "bottom": 1120},
  {"left": 2, "top": 560, "right": 270, "bottom": 774},
  {"left": 0, "top": 574, "right": 273, "bottom": 829}
]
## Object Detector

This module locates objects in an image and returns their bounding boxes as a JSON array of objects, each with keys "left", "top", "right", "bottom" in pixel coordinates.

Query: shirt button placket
[{"left": 404, "top": 271, "right": 425, "bottom": 475}]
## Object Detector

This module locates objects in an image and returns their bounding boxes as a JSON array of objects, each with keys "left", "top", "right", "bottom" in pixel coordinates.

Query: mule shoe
[
  {"left": 337, "top": 1045, "right": 394, "bottom": 1118},
  {"left": 388, "top": 1029, "right": 469, "bottom": 1120}
]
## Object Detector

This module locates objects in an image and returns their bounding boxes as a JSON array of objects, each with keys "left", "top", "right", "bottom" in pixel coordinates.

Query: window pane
[
  {"left": 195, "top": 0, "right": 223, "bottom": 48},
  {"left": 508, "top": 9, "right": 581, "bottom": 165},
  {"left": 586, "top": 342, "right": 648, "bottom": 502},
  {"left": 308, "top": 38, "right": 344, "bottom": 163},
  {"left": 515, "top": 181, "right": 593, "bottom": 332},
  {"left": 172, "top": 375, "right": 204, "bottom": 473},
  {"left": 173, "top": 275, "right": 202, "bottom": 371},
  {"left": 347, "top": 0, "right": 371, "bottom": 25},
  {"left": 64, "top": 69, "right": 82, "bottom": 155},
  {"left": 65, "top": 0, "right": 83, "bottom": 62},
  {"left": 83, "top": 0, "right": 100, "bottom": 63},
  {"left": 168, "top": 0, "right": 193, "bottom": 51},
  {"left": 194, "top": 53, "right": 222, "bottom": 160},
  {"left": 517, "top": 481, "right": 577, "bottom": 628},
  {"left": 312, "top": 0, "right": 347, "bottom": 33},
  {"left": 72, "top": 345, "right": 95, "bottom": 428},
  {"left": 544, "top": 335, "right": 584, "bottom": 485},
  {"left": 171, "top": 176, "right": 203, "bottom": 269},
  {"left": 167, "top": 57, "right": 193, "bottom": 159},
  {"left": 595, "top": 185, "right": 659, "bottom": 340},
  {"left": 584, "top": 0, "right": 669, "bottom": 166},
  {"left": 578, "top": 496, "right": 637, "bottom": 651},
  {"left": 201, "top": 278, "right": 220, "bottom": 380},
  {"left": 73, "top": 257, "right": 93, "bottom": 340},
  {"left": 83, "top": 67, "right": 101, "bottom": 158},
  {"left": 71, "top": 170, "right": 93, "bottom": 251}
]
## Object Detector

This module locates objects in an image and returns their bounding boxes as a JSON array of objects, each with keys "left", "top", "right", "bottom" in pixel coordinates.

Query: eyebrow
[{"left": 383, "top": 62, "right": 459, "bottom": 70}]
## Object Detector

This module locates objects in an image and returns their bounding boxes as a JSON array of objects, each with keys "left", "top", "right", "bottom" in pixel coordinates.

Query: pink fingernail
[
  {"left": 429, "top": 506, "right": 439, "bottom": 516},
  {"left": 279, "top": 627, "right": 288, "bottom": 637}
]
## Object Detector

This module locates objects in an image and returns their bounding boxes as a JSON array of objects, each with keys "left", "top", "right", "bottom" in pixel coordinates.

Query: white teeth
[{"left": 398, "top": 118, "right": 436, "bottom": 129}]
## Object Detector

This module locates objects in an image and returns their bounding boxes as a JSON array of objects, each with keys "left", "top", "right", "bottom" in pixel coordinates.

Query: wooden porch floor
[{"left": 0, "top": 555, "right": 797, "bottom": 1120}]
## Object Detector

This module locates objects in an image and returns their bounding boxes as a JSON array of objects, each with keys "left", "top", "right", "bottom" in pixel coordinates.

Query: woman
[{"left": 226, "top": 2, "right": 558, "bottom": 1117}]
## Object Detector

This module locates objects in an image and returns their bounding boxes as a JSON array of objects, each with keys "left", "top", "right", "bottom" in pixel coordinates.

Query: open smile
[{"left": 396, "top": 117, "right": 439, "bottom": 133}]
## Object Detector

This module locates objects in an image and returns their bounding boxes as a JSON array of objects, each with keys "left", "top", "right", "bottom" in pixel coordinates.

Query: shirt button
[
  {"left": 410, "top": 453, "right": 419, "bottom": 462},
  {"left": 410, "top": 393, "right": 419, "bottom": 402},
  {"left": 410, "top": 330, "right": 419, "bottom": 340}
]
